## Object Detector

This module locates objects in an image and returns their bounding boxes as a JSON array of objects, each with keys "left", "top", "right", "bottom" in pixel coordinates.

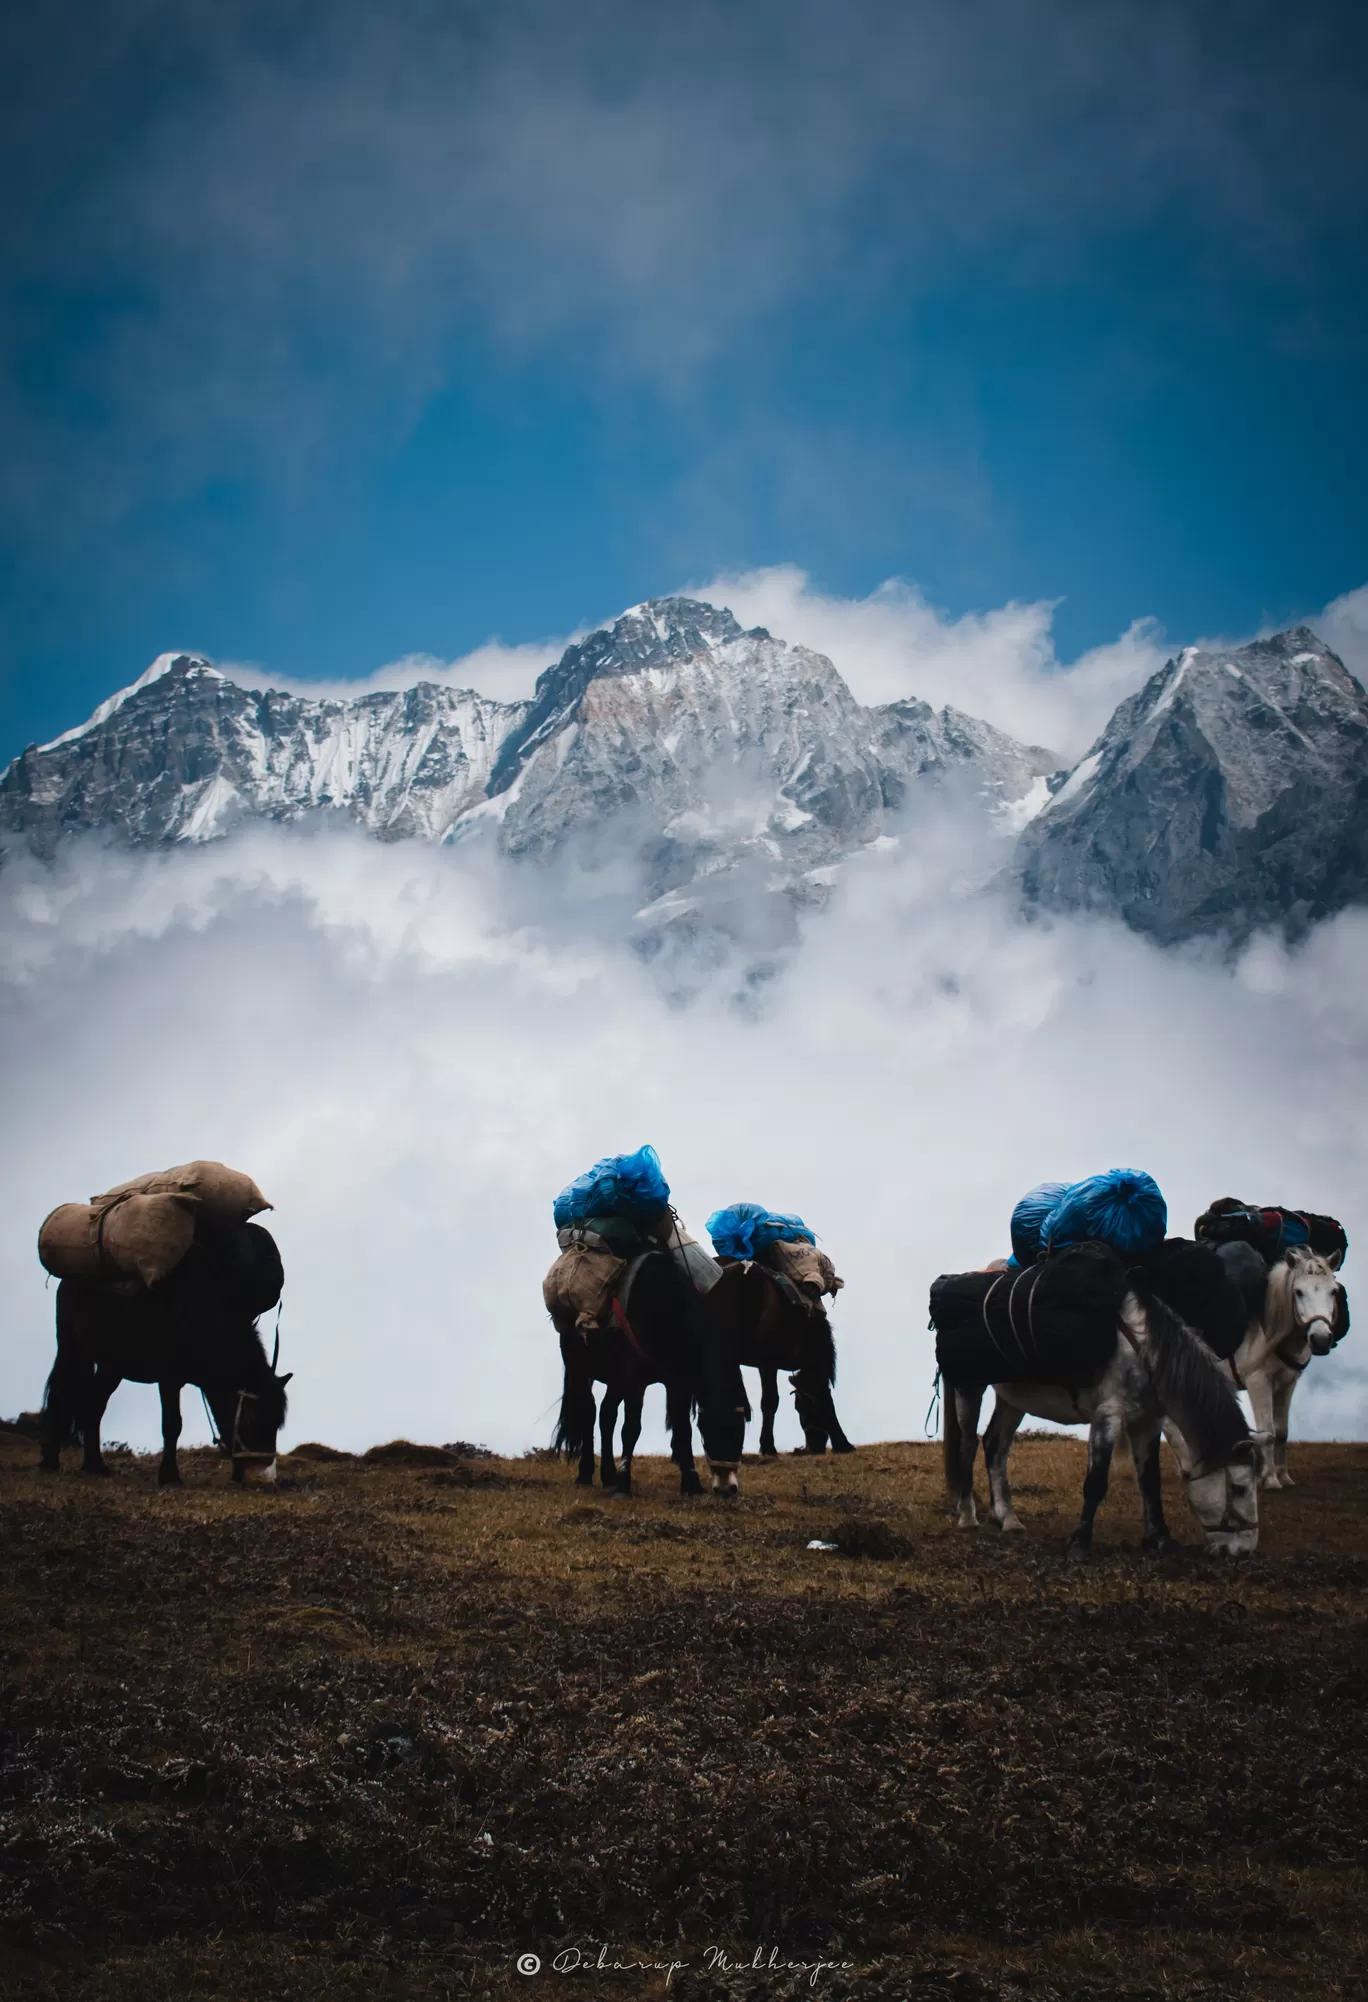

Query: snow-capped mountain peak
[
  {"left": 0, "top": 599, "right": 1059, "bottom": 926},
  {"left": 40, "top": 653, "right": 222, "bottom": 751}
]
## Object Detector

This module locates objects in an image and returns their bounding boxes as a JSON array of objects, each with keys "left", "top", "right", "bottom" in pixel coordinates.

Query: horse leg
[
  {"left": 758, "top": 1366, "right": 780, "bottom": 1457},
  {"left": 824, "top": 1389, "right": 855, "bottom": 1454},
  {"left": 1129, "top": 1419, "right": 1177, "bottom": 1554},
  {"left": 80, "top": 1362, "right": 121, "bottom": 1476},
  {"left": 39, "top": 1352, "right": 84, "bottom": 1473},
  {"left": 599, "top": 1385, "right": 622, "bottom": 1490},
  {"left": 1068, "top": 1407, "right": 1121, "bottom": 1560},
  {"left": 948, "top": 1388, "right": 983, "bottom": 1527},
  {"left": 701, "top": 1353, "right": 747, "bottom": 1499},
  {"left": 616, "top": 1389, "right": 644, "bottom": 1496},
  {"left": 1245, "top": 1368, "right": 1280, "bottom": 1490},
  {"left": 982, "top": 1397, "right": 1026, "bottom": 1532},
  {"left": 666, "top": 1380, "right": 703, "bottom": 1495},
  {"left": 792, "top": 1369, "right": 829, "bottom": 1456},
  {"left": 1271, "top": 1371, "right": 1296, "bottom": 1487},
  {"left": 158, "top": 1382, "right": 184, "bottom": 1488},
  {"left": 554, "top": 1339, "right": 598, "bottom": 1486}
]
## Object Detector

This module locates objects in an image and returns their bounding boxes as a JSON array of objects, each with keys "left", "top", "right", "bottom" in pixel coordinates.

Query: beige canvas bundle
[
  {"left": 766, "top": 1236, "right": 844, "bottom": 1299},
  {"left": 92, "top": 1159, "right": 272, "bottom": 1226},
  {"left": 543, "top": 1247, "right": 627, "bottom": 1334},
  {"left": 39, "top": 1192, "right": 200, "bottom": 1289}
]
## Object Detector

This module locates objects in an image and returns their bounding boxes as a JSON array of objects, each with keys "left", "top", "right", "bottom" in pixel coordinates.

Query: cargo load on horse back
[
  {"left": 543, "top": 1144, "right": 698, "bottom": 1335},
  {"left": 705, "top": 1201, "right": 844, "bottom": 1305},
  {"left": 38, "top": 1160, "right": 273, "bottom": 1291},
  {"left": 1194, "top": 1197, "right": 1349, "bottom": 1270}
]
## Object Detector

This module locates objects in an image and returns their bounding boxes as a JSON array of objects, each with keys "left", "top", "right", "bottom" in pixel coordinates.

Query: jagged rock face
[
  {"left": 1017, "top": 628, "right": 1368, "bottom": 942},
  {"left": 0, "top": 656, "right": 522, "bottom": 851},
  {"left": 0, "top": 604, "right": 1058, "bottom": 915}
]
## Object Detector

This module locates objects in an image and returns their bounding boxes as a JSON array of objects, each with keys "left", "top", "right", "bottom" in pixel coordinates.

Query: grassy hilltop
[{"left": 2, "top": 1431, "right": 1366, "bottom": 2001}]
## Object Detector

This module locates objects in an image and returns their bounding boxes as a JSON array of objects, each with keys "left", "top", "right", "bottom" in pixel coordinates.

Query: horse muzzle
[
  {"left": 1205, "top": 1521, "right": 1258, "bottom": 1557},
  {"left": 1306, "top": 1318, "right": 1334, "bottom": 1356}
]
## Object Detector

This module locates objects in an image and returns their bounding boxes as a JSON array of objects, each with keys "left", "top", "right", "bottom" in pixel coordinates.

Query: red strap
[{"left": 611, "top": 1291, "right": 654, "bottom": 1369}]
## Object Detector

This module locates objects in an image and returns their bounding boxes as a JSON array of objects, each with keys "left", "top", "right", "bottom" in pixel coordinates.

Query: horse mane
[{"left": 1131, "top": 1282, "right": 1249, "bottom": 1471}]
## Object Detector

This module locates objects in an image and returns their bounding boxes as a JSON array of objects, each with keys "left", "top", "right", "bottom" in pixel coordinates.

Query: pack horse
[{"left": 931, "top": 1239, "right": 1265, "bottom": 1557}]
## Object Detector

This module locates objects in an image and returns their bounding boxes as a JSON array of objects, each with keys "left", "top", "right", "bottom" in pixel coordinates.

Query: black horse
[
  {"left": 39, "top": 1222, "right": 291, "bottom": 1487},
  {"left": 552, "top": 1248, "right": 750, "bottom": 1497},
  {"left": 710, "top": 1257, "right": 853, "bottom": 1456}
]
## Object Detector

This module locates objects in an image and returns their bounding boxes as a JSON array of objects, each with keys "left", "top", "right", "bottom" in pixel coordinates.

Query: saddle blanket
[{"left": 931, "top": 1241, "right": 1127, "bottom": 1391}]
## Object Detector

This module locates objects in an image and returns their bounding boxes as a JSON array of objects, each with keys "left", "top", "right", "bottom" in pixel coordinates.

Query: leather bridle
[{"left": 201, "top": 1386, "right": 276, "bottom": 1463}]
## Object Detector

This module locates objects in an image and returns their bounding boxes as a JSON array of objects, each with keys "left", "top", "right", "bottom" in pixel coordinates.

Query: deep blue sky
[{"left": 2, "top": 0, "right": 1366, "bottom": 754}]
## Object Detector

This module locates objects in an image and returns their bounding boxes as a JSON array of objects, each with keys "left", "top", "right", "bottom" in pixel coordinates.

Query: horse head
[
  {"left": 1278, "top": 1246, "right": 1345, "bottom": 1358},
  {"left": 209, "top": 1328, "right": 292, "bottom": 1486},
  {"left": 1182, "top": 1433, "right": 1265, "bottom": 1556}
]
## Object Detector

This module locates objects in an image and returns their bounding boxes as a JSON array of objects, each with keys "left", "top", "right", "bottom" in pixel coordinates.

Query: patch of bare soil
[{"left": 1, "top": 1433, "right": 1366, "bottom": 2000}]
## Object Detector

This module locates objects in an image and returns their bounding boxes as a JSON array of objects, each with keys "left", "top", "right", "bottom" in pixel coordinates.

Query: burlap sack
[
  {"left": 543, "top": 1247, "right": 626, "bottom": 1334},
  {"left": 93, "top": 1159, "right": 271, "bottom": 1226},
  {"left": 766, "top": 1237, "right": 843, "bottom": 1298},
  {"left": 39, "top": 1192, "right": 199, "bottom": 1288}
]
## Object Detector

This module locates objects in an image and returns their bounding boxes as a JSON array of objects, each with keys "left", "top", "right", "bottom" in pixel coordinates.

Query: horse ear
[{"left": 279, "top": 1370, "right": 293, "bottom": 1386}]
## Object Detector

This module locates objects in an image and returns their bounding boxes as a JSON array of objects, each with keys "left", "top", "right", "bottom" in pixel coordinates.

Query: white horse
[
  {"left": 1215, "top": 1242, "right": 1348, "bottom": 1488},
  {"left": 943, "top": 1282, "right": 1265, "bottom": 1559}
]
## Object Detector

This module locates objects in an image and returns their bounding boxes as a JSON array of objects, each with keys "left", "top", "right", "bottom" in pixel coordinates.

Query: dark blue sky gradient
[{"left": 2, "top": 0, "right": 1365, "bottom": 752}]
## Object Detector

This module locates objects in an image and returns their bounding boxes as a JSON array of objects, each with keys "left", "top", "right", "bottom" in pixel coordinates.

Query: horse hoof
[
  {"left": 760, "top": 1447, "right": 778, "bottom": 1460},
  {"left": 574, "top": 1474, "right": 595, "bottom": 1488},
  {"left": 37, "top": 1461, "right": 60, "bottom": 1476},
  {"left": 999, "top": 1516, "right": 1025, "bottom": 1535},
  {"left": 80, "top": 1464, "right": 113, "bottom": 1478},
  {"left": 158, "top": 1475, "right": 184, "bottom": 1490},
  {"left": 679, "top": 1478, "right": 703, "bottom": 1497},
  {"left": 831, "top": 1441, "right": 856, "bottom": 1455},
  {"left": 1066, "top": 1538, "right": 1091, "bottom": 1565},
  {"left": 610, "top": 1482, "right": 632, "bottom": 1499},
  {"left": 1143, "top": 1533, "right": 1179, "bottom": 1556}
]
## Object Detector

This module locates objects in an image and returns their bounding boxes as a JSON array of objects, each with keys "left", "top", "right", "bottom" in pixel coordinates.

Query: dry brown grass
[{"left": 2, "top": 1428, "right": 1366, "bottom": 2000}]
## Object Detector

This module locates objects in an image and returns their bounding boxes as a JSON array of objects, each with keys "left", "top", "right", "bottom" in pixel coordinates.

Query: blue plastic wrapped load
[
  {"left": 1042, "top": 1169, "right": 1167, "bottom": 1257},
  {"left": 706, "top": 1202, "right": 816, "bottom": 1261},
  {"left": 553, "top": 1145, "right": 671, "bottom": 1230},
  {"left": 1010, "top": 1181, "right": 1069, "bottom": 1268}
]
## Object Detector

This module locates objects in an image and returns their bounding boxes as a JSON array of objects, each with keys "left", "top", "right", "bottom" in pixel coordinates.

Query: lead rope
[{"left": 924, "top": 1366, "right": 942, "bottom": 1438}]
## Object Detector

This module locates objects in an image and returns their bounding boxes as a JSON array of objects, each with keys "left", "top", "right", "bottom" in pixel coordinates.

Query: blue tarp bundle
[
  {"left": 1042, "top": 1169, "right": 1167, "bottom": 1258},
  {"left": 1010, "top": 1181, "right": 1070, "bottom": 1268},
  {"left": 706, "top": 1202, "right": 816, "bottom": 1261},
  {"left": 553, "top": 1145, "right": 671, "bottom": 1230}
]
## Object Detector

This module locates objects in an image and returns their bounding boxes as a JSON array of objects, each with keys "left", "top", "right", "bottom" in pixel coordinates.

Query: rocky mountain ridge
[
  {"left": 1017, "top": 626, "right": 1368, "bottom": 942},
  {"left": 4, "top": 602, "right": 1365, "bottom": 945},
  {"left": 0, "top": 600, "right": 1057, "bottom": 924}
]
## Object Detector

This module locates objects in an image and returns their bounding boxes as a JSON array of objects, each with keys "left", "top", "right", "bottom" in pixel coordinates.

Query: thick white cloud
[
  {"left": 689, "top": 565, "right": 1169, "bottom": 761},
  {"left": 1313, "top": 583, "right": 1368, "bottom": 689},
  {"left": 3, "top": 817, "right": 1363, "bottom": 1464}
]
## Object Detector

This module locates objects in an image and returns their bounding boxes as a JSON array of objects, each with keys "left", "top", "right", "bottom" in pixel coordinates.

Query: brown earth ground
[{"left": 1, "top": 1426, "right": 1366, "bottom": 2002}]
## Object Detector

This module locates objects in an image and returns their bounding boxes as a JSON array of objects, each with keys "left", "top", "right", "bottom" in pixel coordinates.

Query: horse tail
[
  {"left": 663, "top": 1378, "right": 699, "bottom": 1435},
  {"left": 40, "top": 1364, "right": 83, "bottom": 1448},
  {"left": 552, "top": 1332, "right": 595, "bottom": 1462},
  {"left": 942, "top": 1380, "right": 962, "bottom": 1506},
  {"left": 809, "top": 1310, "right": 837, "bottom": 1388}
]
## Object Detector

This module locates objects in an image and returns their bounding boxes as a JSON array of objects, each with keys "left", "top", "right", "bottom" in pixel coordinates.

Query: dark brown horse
[
  {"left": 552, "top": 1250, "right": 751, "bottom": 1496},
  {"left": 710, "top": 1257, "right": 853, "bottom": 1456},
  {"left": 39, "top": 1223, "right": 291, "bottom": 1487}
]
